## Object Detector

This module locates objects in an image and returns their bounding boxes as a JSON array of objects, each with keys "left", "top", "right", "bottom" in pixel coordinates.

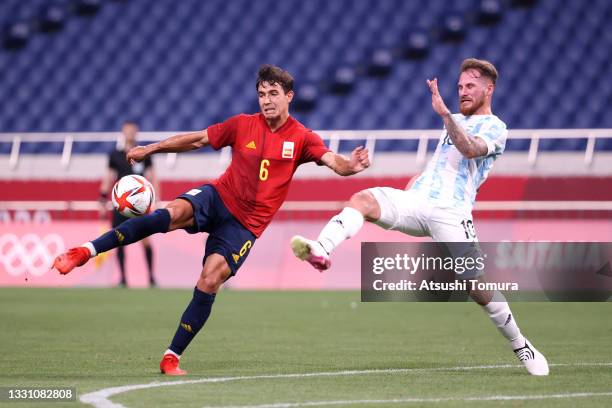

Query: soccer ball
[{"left": 111, "top": 174, "right": 155, "bottom": 218}]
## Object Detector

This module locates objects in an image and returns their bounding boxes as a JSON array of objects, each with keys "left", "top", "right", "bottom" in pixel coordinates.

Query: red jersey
[{"left": 207, "top": 113, "right": 330, "bottom": 237}]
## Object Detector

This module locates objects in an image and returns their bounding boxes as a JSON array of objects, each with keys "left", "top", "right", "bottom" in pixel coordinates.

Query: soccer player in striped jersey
[
  {"left": 53, "top": 65, "right": 370, "bottom": 375},
  {"left": 291, "top": 58, "right": 549, "bottom": 375}
]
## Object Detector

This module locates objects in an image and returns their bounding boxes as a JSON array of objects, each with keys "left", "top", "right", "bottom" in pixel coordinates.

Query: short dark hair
[
  {"left": 460, "top": 58, "right": 498, "bottom": 84},
  {"left": 256, "top": 64, "right": 294, "bottom": 93}
]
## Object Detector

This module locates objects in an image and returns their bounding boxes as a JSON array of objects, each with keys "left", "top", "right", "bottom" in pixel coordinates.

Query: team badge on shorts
[{"left": 282, "top": 141, "right": 294, "bottom": 158}]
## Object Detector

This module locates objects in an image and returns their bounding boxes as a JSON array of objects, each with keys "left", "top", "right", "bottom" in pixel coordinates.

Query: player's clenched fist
[{"left": 126, "top": 146, "right": 149, "bottom": 164}]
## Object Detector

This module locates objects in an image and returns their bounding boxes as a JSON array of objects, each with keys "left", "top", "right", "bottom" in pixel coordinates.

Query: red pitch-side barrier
[{"left": 2, "top": 176, "right": 612, "bottom": 201}]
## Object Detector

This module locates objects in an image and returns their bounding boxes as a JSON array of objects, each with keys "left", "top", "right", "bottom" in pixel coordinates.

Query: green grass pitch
[{"left": 1, "top": 288, "right": 611, "bottom": 407}]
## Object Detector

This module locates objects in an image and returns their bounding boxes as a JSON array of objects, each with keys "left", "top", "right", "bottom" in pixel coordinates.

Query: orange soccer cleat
[
  {"left": 160, "top": 353, "right": 187, "bottom": 376},
  {"left": 53, "top": 247, "right": 91, "bottom": 275}
]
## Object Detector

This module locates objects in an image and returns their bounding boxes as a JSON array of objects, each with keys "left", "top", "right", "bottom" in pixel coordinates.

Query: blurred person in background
[{"left": 100, "top": 121, "right": 159, "bottom": 287}]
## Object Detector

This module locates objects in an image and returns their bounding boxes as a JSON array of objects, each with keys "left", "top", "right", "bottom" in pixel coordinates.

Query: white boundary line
[
  {"left": 80, "top": 362, "right": 612, "bottom": 408},
  {"left": 202, "top": 391, "right": 612, "bottom": 408}
]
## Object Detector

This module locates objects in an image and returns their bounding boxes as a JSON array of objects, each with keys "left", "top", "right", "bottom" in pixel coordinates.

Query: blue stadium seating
[{"left": 0, "top": 0, "right": 610, "bottom": 154}]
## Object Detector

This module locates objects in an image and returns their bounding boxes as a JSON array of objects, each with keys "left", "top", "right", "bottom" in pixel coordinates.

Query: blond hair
[{"left": 460, "top": 58, "right": 498, "bottom": 84}]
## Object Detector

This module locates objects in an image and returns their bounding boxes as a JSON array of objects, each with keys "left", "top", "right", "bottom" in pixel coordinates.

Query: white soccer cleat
[
  {"left": 290, "top": 235, "right": 331, "bottom": 271},
  {"left": 513, "top": 338, "right": 549, "bottom": 376}
]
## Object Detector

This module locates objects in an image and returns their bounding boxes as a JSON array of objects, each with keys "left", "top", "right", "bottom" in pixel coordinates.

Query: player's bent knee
[
  {"left": 197, "top": 254, "right": 231, "bottom": 294},
  {"left": 349, "top": 190, "right": 380, "bottom": 221},
  {"left": 197, "top": 274, "right": 223, "bottom": 294},
  {"left": 197, "top": 271, "right": 227, "bottom": 294},
  {"left": 166, "top": 199, "right": 195, "bottom": 231}
]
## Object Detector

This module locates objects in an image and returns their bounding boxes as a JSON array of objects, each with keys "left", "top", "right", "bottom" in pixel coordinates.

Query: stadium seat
[
  {"left": 329, "top": 66, "right": 357, "bottom": 95},
  {"left": 293, "top": 84, "right": 319, "bottom": 112},
  {"left": 440, "top": 13, "right": 468, "bottom": 42},
  {"left": 3, "top": 21, "right": 30, "bottom": 49},
  {"left": 38, "top": 3, "right": 67, "bottom": 33},
  {"left": 402, "top": 29, "right": 431, "bottom": 60},
  {"left": 511, "top": 0, "right": 538, "bottom": 8},
  {"left": 75, "top": 0, "right": 102, "bottom": 16},
  {"left": 0, "top": 0, "right": 609, "bottom": 154},
  {"left": 477, "top": 0, "right": 504, "bottom": 25}
]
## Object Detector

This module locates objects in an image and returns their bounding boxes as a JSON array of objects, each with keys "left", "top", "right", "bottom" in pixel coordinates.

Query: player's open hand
[
  {"left": 349, "top": 146, "right": 371, "bottom": 173},
  {"left": 126, "top": 146, "right": 149, "bottom": 165},
  {"left": 427, "top": 78, "right": 451, "bottom": 117}
]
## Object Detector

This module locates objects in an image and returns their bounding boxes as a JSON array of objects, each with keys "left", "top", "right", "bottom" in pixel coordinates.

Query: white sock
[
  {"left": 164, "top": 349, "right": 180, "bottom": 358},
  {"left": 481, "top": 291, "right": 525, "bottom": 350},
  {"left": 317, "top": 207, "right": 364, "bottom": 254},
  {"left": 82, "top": 242, "right": 97, "bottom": 257}
]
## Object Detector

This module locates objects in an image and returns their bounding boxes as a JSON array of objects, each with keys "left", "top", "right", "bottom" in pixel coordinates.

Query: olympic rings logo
[{"left": 0, "top": 233, "right": 65, "bottom": 277}]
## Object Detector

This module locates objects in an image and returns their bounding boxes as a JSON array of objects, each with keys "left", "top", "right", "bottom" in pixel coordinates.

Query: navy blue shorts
[{"left": 178, "top": 184, "right": 256, "bottom": 276}]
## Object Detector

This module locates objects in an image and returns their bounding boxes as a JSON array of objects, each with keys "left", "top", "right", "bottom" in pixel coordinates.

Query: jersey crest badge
[
  {"left": 246, "top": 140, "right": 256, "bottom": 149},
  {"left": 282, "top": 141, "right": 295, "bottom": 158}
]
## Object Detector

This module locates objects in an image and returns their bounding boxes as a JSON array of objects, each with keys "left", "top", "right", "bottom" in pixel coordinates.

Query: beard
[{"left": 459, "top": 98, "right": 484, "bottom": 115}]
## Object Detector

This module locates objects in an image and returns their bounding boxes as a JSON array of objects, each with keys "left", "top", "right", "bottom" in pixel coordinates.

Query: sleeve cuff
[
  {"left": 205, "top": 126, "right": 221, "bottom": 150},
  {"left": 474, "top": 135, "right": 495, "bottom": 156}
]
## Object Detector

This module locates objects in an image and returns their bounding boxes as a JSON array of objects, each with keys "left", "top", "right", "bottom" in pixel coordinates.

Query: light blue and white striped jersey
[{"left": 411, "top": 114, "right": 507, "bottom": 211}]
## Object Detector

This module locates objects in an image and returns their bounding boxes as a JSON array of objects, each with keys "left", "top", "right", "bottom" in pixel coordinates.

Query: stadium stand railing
[
  {"left": 1, "top": 129, "right": 611, "bottom": 219},
  {"left": 2, "top": 128, "right": 612, "bottom": 169}
]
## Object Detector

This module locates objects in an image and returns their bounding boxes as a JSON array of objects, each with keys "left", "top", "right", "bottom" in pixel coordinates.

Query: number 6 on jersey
[{"left": 259, "top": 159, "right": 270, "bottom": 181}]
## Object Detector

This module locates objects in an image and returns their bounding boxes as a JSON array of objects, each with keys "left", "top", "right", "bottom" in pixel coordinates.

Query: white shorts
[{"left": 368, "top": 187, "right": 478, "bottom": 243}]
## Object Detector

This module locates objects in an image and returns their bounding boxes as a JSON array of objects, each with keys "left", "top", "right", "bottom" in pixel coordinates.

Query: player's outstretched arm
[
  {"left": 321, "top": 146, "right": 370, "bottom": 176},
  {"left": 126, "top": 130, "right": 210, "bottom": 163},
  {"left": 427, "top": 78, "right": 488, "bottom": 159}
]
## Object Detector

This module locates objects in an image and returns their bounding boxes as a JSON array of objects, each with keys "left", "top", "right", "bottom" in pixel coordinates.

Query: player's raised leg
[
  {"left": 160, "top": 253, "right": 230, "bottom": 375},
  {"left": 291, "top": 189, "right": 377, "bottom": 270},
  {"left": 52, "top": 199, "right": 195, "bottom": 275},
  {"left": 470, "top": 287, "right": 549, "bottom": 375}
]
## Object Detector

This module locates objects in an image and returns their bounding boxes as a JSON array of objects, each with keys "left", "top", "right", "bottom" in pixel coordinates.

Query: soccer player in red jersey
[{"left": 52, "top": 65, "right": 370, "bottom": 375}]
